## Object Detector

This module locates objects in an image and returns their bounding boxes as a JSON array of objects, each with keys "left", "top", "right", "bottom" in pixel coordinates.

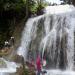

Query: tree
[
  {"left": 35, "top": 0, "right": 46, "bottom": 15},
  {"left": 0, "top": 0, "right": 26, "bottom": 46},
  {"left": 0, "top": 0, "right": 47, "bottom": 47}
]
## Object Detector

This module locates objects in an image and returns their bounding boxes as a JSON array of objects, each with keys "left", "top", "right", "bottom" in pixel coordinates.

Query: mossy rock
[{"left": 0, "top": 59, "right": 7, "bottom": 68}]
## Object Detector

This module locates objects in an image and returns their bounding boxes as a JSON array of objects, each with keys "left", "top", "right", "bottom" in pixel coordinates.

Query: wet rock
[{"left": 0, "top": 59, "right": 7, "bottom": 68}]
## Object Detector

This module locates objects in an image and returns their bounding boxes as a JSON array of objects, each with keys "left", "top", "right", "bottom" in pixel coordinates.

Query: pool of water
[{"left": 45, "top": 69, "right": 75, "bottom": 75}]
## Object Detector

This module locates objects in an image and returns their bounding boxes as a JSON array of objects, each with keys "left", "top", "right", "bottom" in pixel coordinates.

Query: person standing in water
[{"left": 36, "top": 55, "right": 42, "bottom": 75}]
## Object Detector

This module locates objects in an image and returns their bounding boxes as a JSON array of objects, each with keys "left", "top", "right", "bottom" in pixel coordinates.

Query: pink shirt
[{"left": 36, "top": 56, "right": 41, "bottom": 70}]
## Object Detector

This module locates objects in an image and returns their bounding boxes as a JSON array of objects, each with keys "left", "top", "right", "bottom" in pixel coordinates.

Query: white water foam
[
  {"left": 44, "top": 5, "right": 75, "bottom": 14},
  {"left": 0, "top": 58, "right": 18, "bottom": 75},
  {"left": 46, "top": 69, "right": 75, "bottom": 75}
]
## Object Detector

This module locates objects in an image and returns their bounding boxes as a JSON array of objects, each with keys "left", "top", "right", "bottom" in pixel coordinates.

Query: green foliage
[
  {"left": 0, "top": 0, "right": 48, "bottom": 47},
  {"left": 0, "top": 0, "right": 25, "bottom": 10},
  {"left": 28, "top": 0, "right": 37, "bottom": 14},
  {"left": 30, "top": 0, "right": 48, "bottom": 14},
  {"left": 0, "top": 0, "right": 26, "bottom": 47}
]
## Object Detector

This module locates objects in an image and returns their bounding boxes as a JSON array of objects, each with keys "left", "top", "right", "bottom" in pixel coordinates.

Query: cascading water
[
  {"left": 17, "top": 5, "right": 75, "bottom": 75},
  {"left": 0, "top": 58, "right": 18, "bottom": 75}
]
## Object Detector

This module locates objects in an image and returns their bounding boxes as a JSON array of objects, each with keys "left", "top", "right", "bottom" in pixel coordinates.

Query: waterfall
[
  {"left": 17, "top": 16, "right": 44, "bottom": 60},
  {"left": 17, "top": 5, "right": 75, "bottom": 75}
]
